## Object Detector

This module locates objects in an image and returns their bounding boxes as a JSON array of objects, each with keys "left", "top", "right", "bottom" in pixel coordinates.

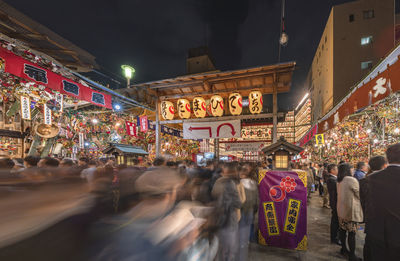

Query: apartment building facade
[{"left": 309, "top": 0, "right": 395, "bottom": 122}]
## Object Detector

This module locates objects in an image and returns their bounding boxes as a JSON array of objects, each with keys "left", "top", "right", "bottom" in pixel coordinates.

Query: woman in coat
[{"left": 337, "top": 163, "right": 363, "bottom": 261}]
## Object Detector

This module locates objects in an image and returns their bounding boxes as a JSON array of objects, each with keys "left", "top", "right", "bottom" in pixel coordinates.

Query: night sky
[{"left": 5, "top": 0, "right": 366, "bottom": 110}]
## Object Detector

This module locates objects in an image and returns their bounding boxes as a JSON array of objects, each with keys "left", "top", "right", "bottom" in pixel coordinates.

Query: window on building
[
  {"left": 363, "top": 10, "right": 374, "bottom": 19},
  {"left": 361, "top": 36, "right": 373, "bottom": 45},
  {"left": 361, "top": 61, "right": 373, "bottom": 70},
  {"left": 349, "top": 14, "right": 354, "bottom": 22},
  {"left": 325, "top": 36, "right": 327, "bottom": 43}
]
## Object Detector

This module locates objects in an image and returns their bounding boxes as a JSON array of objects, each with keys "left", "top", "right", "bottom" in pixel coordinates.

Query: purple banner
[{"left": 258, "top": 170, "right": 308, "bottom": 250}]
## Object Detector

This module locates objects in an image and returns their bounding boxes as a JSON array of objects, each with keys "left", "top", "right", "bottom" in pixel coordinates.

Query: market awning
[{"left": 103, "top": 143, "right": 148, "bottom": 155}]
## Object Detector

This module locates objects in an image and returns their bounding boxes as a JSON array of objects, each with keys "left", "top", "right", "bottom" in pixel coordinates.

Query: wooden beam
[
  {"left": 34, "top": 48, "right": 78, "bottom": 56},
  {"left": 159, "top": 83, "right": 289, "bottom": 100},
  {"left": 148, "top": 68, "right": 294, "bottom": 90},
  {"left": 160, "top": 112, "right": 285, "bottom": 124}
]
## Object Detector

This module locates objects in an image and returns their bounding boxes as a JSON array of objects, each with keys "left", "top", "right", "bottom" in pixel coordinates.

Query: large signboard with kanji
[{"left": 258, "top": 170, "right": 307, "bottom": 250}]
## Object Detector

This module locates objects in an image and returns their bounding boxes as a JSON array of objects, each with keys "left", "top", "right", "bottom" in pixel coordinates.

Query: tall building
[
  {"left": 309, "top": 0, "right": 395, "bottom": 122},
  {"left": 186, "top": 46, "right": 217, "bottom": 74}
]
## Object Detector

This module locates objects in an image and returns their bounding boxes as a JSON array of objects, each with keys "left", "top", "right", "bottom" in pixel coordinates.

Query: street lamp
[{"left": 121, "top": 65, "right": 135, "bottom": 88}]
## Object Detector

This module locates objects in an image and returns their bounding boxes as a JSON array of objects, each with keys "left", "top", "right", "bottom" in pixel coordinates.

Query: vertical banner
[
  {"left": 56, "top": 93, "right": 64, "bottom": 112},
  {"left": 79, "top": 133, "right": 84, "bottom": 149},
  {"left": 258, "top": 170, "right": 307, "bottom": 250},
  {"left": 44, "top": 104, "right": 52, "bottom": 125},
  {"left": 140, "top": 116, "right": 148, "bottom": 133},
  {"left": 125, "top": 121, "right": 137, "bottom": 137},
  {"left": 20, "top": 96, "right": 31, "bottom": 120}
]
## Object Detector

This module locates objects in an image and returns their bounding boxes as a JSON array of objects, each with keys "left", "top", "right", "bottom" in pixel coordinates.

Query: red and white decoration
[{"left": 125, "top": 121, "right": 137, "bottom": 137}]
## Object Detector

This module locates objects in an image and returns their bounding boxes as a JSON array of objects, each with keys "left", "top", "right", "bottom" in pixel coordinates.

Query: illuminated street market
[{"left": 0, "top": 0, "right": 400, "bottom": 260}]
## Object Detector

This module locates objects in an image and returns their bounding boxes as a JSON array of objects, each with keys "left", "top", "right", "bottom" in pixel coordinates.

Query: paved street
[{"left": 249, "top": 193, "right": 365, "bottom": 261}]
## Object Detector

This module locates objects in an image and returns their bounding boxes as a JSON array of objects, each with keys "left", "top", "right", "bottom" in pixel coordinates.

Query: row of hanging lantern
[{"left": 160, "top": 91, "right": 263, "bottom": 120}]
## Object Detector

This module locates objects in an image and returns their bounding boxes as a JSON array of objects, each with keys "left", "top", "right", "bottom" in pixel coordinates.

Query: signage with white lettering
[
  {"left": 56, "top": 93, "right": 63, "bottom": 112},
  {"left": 44, "top": 104, "right": 52, "bottom": 125},
  {"left": 20, "top": 96, "right": 31, "bottom": 120},
  {"left": 225, "top": 142, "right": 267, "bottom": 152}
]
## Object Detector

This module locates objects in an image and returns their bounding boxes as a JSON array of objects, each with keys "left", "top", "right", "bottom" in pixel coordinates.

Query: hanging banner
[
  {"left": 258, "top": 169, "right": 307, "bottom": 250},
  {"left": 241, "top": 126, "right": 272, "bottom": 140},
  {"left": 315, "top": 134, "right": 325, "bottom": 145},
  {"left": 183, "top": 120, "right": 241, "bottom": 139},
  {"left": 79, "top": 133, "right": 84, "bottom": 149},
  {"left": 125, "top": 121, "right": 137, "bottom": 137},
  {"left": 0, "top": 47, "right": 112, "bottom": 109},
  {"left": 20, "top": 96, "right": 31, "bottom": 120},
  {"left": 140, "top": 116, "right": 148, "bottom": 132},
  {"left": 225, "top": 142, "right": 266, "bottom": 152},
  {"left": 55, "top": 93, "right": 64, "bottom": 112},
  {"left": 44, "top": 104, "right": 52, "bottom": 125},
  {"left": 298, "top": 125, "right": 317, "bottom": 147}
]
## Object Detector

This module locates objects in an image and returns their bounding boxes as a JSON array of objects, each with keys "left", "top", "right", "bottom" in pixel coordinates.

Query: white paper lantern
[
  {"left": 229, "top": 93, "right": 242, "bottom": 115},
  {"left": 210, "top": 95, "right": 224, "bottom": 117},
  {"left": 177, "top": 99, "right": 191, "bottom": 119},
  {"left": 192, "top": 97, "right": 207, "bottom": 118},
  {"left": 249, "top": 91, "right": 263, "bottom": 114},
  {"left": 160, "top": 101, "right": 175, "bottom": 120}
]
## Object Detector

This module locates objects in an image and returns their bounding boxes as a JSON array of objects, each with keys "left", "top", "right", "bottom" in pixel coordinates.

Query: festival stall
[
  {"left": 0, "top": 40, "right": 112, "bottom": 158},
  {"left": 259, "top": 138, "right": 307, "bottom": 250},
  {"left": 54, "top": 110, "right": 199, "bottom": 161},
  {"left": 301, "top": 44, "right": 400, "bottom": 164}
]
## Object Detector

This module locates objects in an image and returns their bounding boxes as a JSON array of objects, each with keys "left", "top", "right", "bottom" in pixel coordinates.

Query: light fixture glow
[
  {"left": 395, "top": 128, "right": 400, "bottom": 134},
  {"left": 373, "top": 139, "right": 378, "bottom": 144},
  {"left": 92, "top": 119, "right": 98, "bottom": 124},
  {"left": 367, "top": 129, "right": 372, "bottom": 134},
  {"left": 114, "top": 104, "right": 122, "bottom": 111},
  {"left": 345, "top": 131, "right": 350, "bottom": 135},
  {"left": 115, "top": 122, "right": 121, "bottom": 127},
  {"left": 121, "top": 65, "right": 135, "bottom": 79},
  {"left": 355, "top": 134, "right": 359, "bottom": 138},
  {"left": 295, "top": 93, "right": 310, "bottom": 111}
]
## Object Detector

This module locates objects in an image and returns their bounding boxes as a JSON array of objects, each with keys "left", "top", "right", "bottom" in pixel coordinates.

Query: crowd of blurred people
[
  {"left": 0, "top": 154, "right": 260, "bottom": 261},
  {"left": 304, "top": 143, "right": 400, "bottom": 261},
  {"left": 1, "top": 143, "right": 399, "bottom": 261}
]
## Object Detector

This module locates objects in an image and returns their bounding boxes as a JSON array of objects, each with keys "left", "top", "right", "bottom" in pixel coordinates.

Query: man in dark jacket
[
  {"left": 326, "top": 163, "right": 339, "bottom": 244},
  {"left": 360, "top": 155, "right": 387, "bottom": 261},
  {"left": 366, "top": 143, "right": 400, "bottom": 260}
]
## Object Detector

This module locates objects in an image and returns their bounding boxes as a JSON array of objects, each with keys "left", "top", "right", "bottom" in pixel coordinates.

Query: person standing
[
  {"left": 212, "top": 162, "right": 244, "bottom": 261},
  {"left": 316, "top": 164, "right": 324, "bottom": 196},
  {"left": 360, "top": 155, "right": 387, "bottom": 261},
  {"left": 354, "top": 162, "right": 368, "bottom": 181},
  {"left": 322, "top": 163, "right": 330, "bottom": 208},
  {"left": 337, "top": 163, "right": 363, "bottom": 261},
  {"left": 238, "top": 164, "right": 258, "bottom": 261},
  {"left": 326, "top": 164, "right": 339, "bottom": 244},
  {"left": 366, "top": 143, "right": 400, "bottom": 260},
  {"left": 306, "top": 163, "right": 315, "bottom": 203}
]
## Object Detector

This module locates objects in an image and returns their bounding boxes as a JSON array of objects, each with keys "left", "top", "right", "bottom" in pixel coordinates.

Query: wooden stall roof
[
  {"left": 262, "top": 136, "right": 303, "bottom": 155},
  {"left": 130, "top": 61, "right": 296, "bottom": 100},
  {"left": 0, "top": 1, "right": 98, "bottom": 72}
]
